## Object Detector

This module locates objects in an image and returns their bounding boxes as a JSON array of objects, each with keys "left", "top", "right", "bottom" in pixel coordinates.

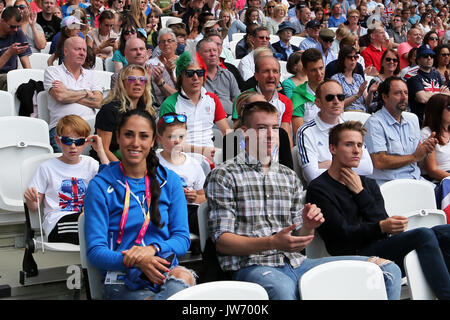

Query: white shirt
[
  {"left": 421, "top": 126, "right": 450, "bottom": 173},
  {"left": 29, "top": 156, "right": 99, "bottom": 237},
  {"left": 44, "top": 63, "right": 103, "bottom": 129},
  {"left": 297, "top": 114, "right": 374, "bottom": 184},
  {"left": 238, "top": 50, "right": 255, "bottom": 81}
]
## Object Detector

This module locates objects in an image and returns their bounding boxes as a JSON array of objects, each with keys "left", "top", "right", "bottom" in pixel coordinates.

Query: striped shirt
[{"left": 205, "top": 151, "right": 306, "bottom": 272}]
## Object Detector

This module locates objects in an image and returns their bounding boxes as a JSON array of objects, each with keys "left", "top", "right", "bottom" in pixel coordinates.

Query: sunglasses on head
[
  {"left": 161, "top": 114, "right": 187, "bottom": 124},
  {"left": 184, "top": 69, "right": 205, "bottom": 78},
  {"left": 127, "top": 75, "right": 148, "bottom": 85},
  {"left": 123, "top": 29, "right": 137, "bottom": 35},
  {"left": 59, "top": 136, "right": 86, "bottom": 146},
  {"left": 325, "top": 94, "right": 345, "bottom": 102},
  {"left": 385, "top": 57, "right": 398, "bottom": 63}
]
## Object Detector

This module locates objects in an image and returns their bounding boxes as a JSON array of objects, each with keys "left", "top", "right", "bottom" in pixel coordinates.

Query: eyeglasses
[
  {"left": 257, "top": 36, "right": 270, "bottom": 40},
  {"left": 349, "top": 15, "right": 359, "bottom": 18},
  {"left": 59, "top": 136, "right": 86, "bottom": 146},
  {"left": 117, "top": 0, "right": 123, "bottom": 3},
  {"left": 184, "top": 69, "right": 205, "bottom": 77},
  {"left": 428, "top": 37, "right": 439, "bottom": 41},
  {"left": 209, "top": 27, "right": 223, "bottom": 33},
  {"left": 123, "top": 29, "right": 136, "bottom": 35},
  {"left": 324, "top": 94, "right": 345, "bottom": 102},
  {"left": 268, "top": 5, "right": 274, "bottom": 8},
  {"left": 321, "top": 37, "right": 334, "bottom": 42},
  {"left": 126, "top": 75, "right": 148, "bottom": 85},
  {"left": 393, "top": 19, "right": 402, "bottom": 22},
  {"left": 14, "top": 4, "right": 27, "bottom": 9},
  {"left": 385, "top": 57, "right": 398, "bottom": 63},
  {"left": 160, "top": 39, "right": 175, "bottom": 44},
  {"left": 160, "top": 114, "right": 187, "bottom": 125},
  {"left": 346, "top": 54, "right": 359, "bottom": 60}
]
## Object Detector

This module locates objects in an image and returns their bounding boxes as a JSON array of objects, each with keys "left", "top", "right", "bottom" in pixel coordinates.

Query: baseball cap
[
  {"left": 306, "top": 19, "right": 321, "bottom": 29},
  {"left": 417, "top": 44, "right": 436, "bottom": 58},
  {"left": 61, "top": 16, "right": 84, "bottom": 29}
]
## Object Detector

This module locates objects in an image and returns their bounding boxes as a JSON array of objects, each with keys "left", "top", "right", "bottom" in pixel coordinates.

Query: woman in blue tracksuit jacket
[{"left": 84, "top": 109, "right": 195, "bottom": 300}]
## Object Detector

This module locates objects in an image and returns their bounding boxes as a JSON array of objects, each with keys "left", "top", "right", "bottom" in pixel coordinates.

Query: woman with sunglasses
[
  {"left": 366, "top": 49, "right": 401, "bottom": 113},
  {"left": 93, "top": 64, "right": 155, "bottom": 162},
  {"left": 108, "top": 0, "right": 125, "bottom": 12},
  {"left": 159, "top": 51, "right": 230, "bottom": 161},
  {"left": 84, "top": 108, "right": 195, "bottom": 300},
  {"left": 418, "top": 10, "right": 433, "bottom": 34},
  {"left": 434, "top": 44, "right": 450, "bottom": 85},
  {"left": 15, "top": 0, "right": 46, "bottom": 53},
  {"left": 112, "top": 22, "right": 137, "bottom": 72},
  {"left": 423, "top": 30, "right": 440, "bottom": 50},
  {"left": 420, "top": 94, "right": 450, "bottom": 182},
  {"left": 331, "top": 45, "right": 369, "bottom": 112}
]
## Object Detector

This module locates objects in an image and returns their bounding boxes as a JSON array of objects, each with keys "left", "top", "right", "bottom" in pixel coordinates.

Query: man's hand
[
  {"left": 340, "top": 168, "right": 364, "bottom": 194},
  {"left": 379, "top": 216, "right": 408, "bottom": 234},
  {"left": 413, "top": 132, "right": 437, "bottom": 162},
  {"left": 6, "top": 43, "right": 28, "bottom": 57},
  {"left": 184, "top": 188, "right": 197, "bottom": 203},
  {"left": 270, "top": 224, "right": 315, "bottom": 252},
  {"left": 301, "top": 203, "right": 325, "bottom": 231}
]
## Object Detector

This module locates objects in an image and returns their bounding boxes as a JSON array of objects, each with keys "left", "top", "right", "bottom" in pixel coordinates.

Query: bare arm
[
  {"left": 422, "top": 150, "right": 450, "bottom": 181},
  {"left": 97, "top": 129, "right": 120, "bottom": 162},
  {"left": 292, "top": 116, "right": 304, "bottom": 144},
  {"left": 77, "top": 90, "right": 103, "bottom": 109},
  {"left": 19, "top": 54, "right": 31, "bottom": 69},
  {"left": 215, "top": 118, "right": 231, "bottom": 137}
]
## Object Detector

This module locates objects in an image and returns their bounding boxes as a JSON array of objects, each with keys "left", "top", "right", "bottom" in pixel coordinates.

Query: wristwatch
[
  {"left": 157, "top": 79, "right": 165, "bottom": 87},
  {"left": 151, "top": 242, "right": 161, "bottom": 253}
]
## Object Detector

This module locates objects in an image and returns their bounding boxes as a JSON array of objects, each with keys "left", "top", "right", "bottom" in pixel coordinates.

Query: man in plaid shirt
[{"left": 205, "top": 101, "right": 402, "bottom": 300}]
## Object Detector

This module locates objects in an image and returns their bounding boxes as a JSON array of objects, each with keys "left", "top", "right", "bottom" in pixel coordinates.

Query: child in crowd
[
  {"left": 156, "top": 113, "right": 206, "bottom": 252},
  {"left": 24, "top": 115, "right": 109, "bottom": 245}
]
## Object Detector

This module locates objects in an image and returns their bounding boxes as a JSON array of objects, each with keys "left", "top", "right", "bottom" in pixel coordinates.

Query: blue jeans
[
  {"left": 102, "top": 276, "right": 191, "bottom": 300},
  {"left": 49, "top": 127, "right": 61, "bottom": 153},
  {"left": 227, "top": 20, "right": 247, "bottom": 41},
  {"left": 232, "top": 256, "right": 402, "bottom": 300},
  {"left": 358, "top": 225, "right": 450, "bottom": 300}
]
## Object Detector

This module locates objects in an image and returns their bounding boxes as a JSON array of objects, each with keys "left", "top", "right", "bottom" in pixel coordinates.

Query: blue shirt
[
  {"left": 331, "top": 73, "right": 365, "bottom": 111},
  {"left": 364, "top": 107, "right": 422, "bottom": 185},
  {"left": 299, "top": 36, "right": 320, "bottom": 51},
  {"left": 328, "top": 15, "right": 347, "bottom": 28}
]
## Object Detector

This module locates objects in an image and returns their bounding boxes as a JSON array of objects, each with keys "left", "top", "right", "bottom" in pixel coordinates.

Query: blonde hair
[
  {"left": 56, "top": 115, "right": 91, "bottom": 137},
  {"left": 130, "top": 0, "right": 146, "bottom": 28},
  {"left": 335, "top": 24, "right": 351, "bottom": 40},
  {"left": 234, "top": 90, "right": 264, "bottom": 128},
  {"left": 102, "top": 64, "right": 155, "bottom": 115}
]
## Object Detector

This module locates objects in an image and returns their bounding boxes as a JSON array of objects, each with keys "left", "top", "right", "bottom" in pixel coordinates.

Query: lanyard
[{"left": 116, "top": 162, "right": 152, "bottom": 246}]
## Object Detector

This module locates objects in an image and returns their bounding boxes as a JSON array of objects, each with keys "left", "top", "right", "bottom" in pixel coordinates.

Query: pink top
[{"left": 30, "top": 1, "right": 42, "bottom": 13}]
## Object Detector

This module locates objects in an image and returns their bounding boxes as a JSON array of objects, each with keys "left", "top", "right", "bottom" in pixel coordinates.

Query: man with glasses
[
  {"left": 299, "top": 20, "right": 321, "bottom": 51},
  {"left": 317, "top": 28, "right": 336, "bottom": 67},
  {"left": 407, "top": 44, "right": 450, "bottom": 125},
  {"left": 44, "top": 36, "right": 103, "bottom": 152},
  {"left": 37, "top": 0, "right": 61, "bottom": 41},
  {"left": 0, "top": 6, "right": 32, "bottom": 90},
  {"left": 296, "top": 79, "right": 373, "bottom": 186},
  {"left": 387, "top": 14, "right": 407, "bottom": 49}
]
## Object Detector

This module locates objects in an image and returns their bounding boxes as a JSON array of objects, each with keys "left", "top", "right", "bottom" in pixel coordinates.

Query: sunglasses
[
  {"left": 268, "top": 5, "right": 274, "bottom": 8},
  {"left": 184, "top": 69, "right": 205, "bottom": 77},
  {"left": 441, "top": 53, "right": 450, "bottom": 57},
  {"left": 325, "top": 94, "right": 345, "bottom": 102},
  {"left": 429, "top": 37, "right": 439, "bottom": 41},
  {"left": 59, "top": 136, "right": 86, "bottom": 146},
  {"left": 385, "top": 57, "right": 398, "bottom": 63},
  {"left": 257, "top": 36, "right": 270, "bottom": 40},
  {"left": 321, "top": 37, "right": 334, "bottom": 43},
  {"left": 9, "top": 24, "right": 20, "bottom": 29},
  {"left": 421, "top": 54, "right": 434, "bottom": 59},
  {"left": 127, "top": 75, "right": 148, "bottom": 85},
  {"left": 209, "top": 27, "right": 223, "bottom": 33},
  {"left": 14, "top": 4, "right": 26, "bottom": 9},
  {"left": 123, "top": 29, "right": 136, "bottom": 35},
  {"left": 160, "top": 114, "right": 187, "bottom": 124},
  {"left": 346, "top": 54, "right": 359, "bottom": 61}
]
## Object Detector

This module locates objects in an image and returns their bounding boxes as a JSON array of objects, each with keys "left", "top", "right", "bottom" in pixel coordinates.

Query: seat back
[
  {"left": 81, "top": 115, "right": 96, "bottom": 156},
  {"left": 104, "top": 56, "right": 115, "bottom": 72},
  {"left": 7, "top": 69, "right": 45, "bottom": 115},
  {"left": 290, "top": 36, "right": 305, "bottom": 47},
  {"left": 299, "top": 260, "right": 388, "bottom": 300},
  {"left": 379, "top": 179, "right": 437, "bottom": 216},
  {"left": 0, "top": 91, "right": 15, "bottom": 117},
  {"left": 78, "top": 213, "right": 104, "bottom": 299},
  {"left": 94, "top": 56, "right": 104, "bottom": 71},
  {"left": 42, "top": 42, "right": 52, "bottom": 54},
  {"left": 197, "top": 202, "right": 209, "bottom": 253},
  {"left": 0, "top": 116, "right": 53, "bottom": 212},
  {"left": 279, "top": 60, "right": 288, "bottom": 81},
  {"left": 37, "top": 91, "right": 50, "bottom": 124},
  {"left": 291, "top": 146, "right": 308, "bottom": 188},
  {"left": 167, "top": 280, "right": 269, "bottom": 300},
  {"left": 404, "top": 250, "right": 436, "bottom": 300},
  {"left": 29, "top": 53, "right": 52, "bottom": 70},
  {"left": 185, "top": 152, "right": 212, "bottom": 177},
  {"left": 93, "top": 70, "right": 113, "bottom": 96},
  {"left": 228, "top": 40, "right": 239, "bottom": 58},
  {"left": 269, "top": 34, "right": 279, "bottom": 43},
  {"left": 342, "top": 111, "right": 371, "bottom": 124}
]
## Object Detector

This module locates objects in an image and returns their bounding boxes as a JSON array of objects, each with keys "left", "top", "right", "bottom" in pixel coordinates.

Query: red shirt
[{"left": 361, "top": 44, "right": 386, "bottom": 72}]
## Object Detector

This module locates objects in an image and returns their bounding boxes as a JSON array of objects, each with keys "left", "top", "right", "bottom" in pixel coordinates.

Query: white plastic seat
[
  {"left": 279, "top": 60, "right": 288, "bottom": 81},
  {"left": 380, "top": 179, "right": 437, "bottom": 216},
  {"left": 93, "top": 70, "right": 113, "bottom": 96},
  {"left": 290, "top": 36, "right": 305, "bottom": 47},
  {"left": 0, "top": 116, "right": 53, "bottom": 213},
  {"left": 7, "top": 69, "right": 45, "bottom": 115},
  {"left": 299, "top": 260, "right": 388, "bottom": 300},
  {"left": 0, "top": 91, "right": 15, "bottom": 116},
  {"left": 231, "top": 32, "right": 245, "bottom": 42},
  {"left": 269, "top": 34, "right": 279, "bottom": 44},
  {"left": 197, "top": 202, "right": 208, "bottom": 253},
  {"left": 42, "top": 41, "right": 52, "bottom": 54},
  {"left": 78, "top": 213, "right": 103, "bottom": 299},
  {"left": 167, "top": 280, "right": 269, "bottom": 300},
  {"left": 104, "top": 56, "right": 114, "bottom": 72},
  {"left": 29, "top": 53, "right": 52, "bottom": 70},
  {"left": 94, "top": 56, "right": 104, "bottom": 71},
  {"left": 228, "top": 40, "right": 240, "bottom": 58},
  {"left": 342, "top": 111, "right": 371, "bottom": 124},
  {"left": 37, "top": 91, "right": 50, "bottom": 123}
]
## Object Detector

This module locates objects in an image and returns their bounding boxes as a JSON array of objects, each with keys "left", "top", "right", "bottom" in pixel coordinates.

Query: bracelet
[{"left": 151, "top": 242, "right": 161, "bottom": 253}]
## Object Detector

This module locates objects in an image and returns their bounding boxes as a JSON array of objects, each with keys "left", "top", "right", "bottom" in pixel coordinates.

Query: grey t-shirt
[{"left": 26, "top": 23, "right": 45, "bottom": 53}]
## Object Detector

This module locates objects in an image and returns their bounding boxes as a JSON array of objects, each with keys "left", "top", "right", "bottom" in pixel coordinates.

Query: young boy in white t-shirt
[
  {"left": 156, "top": 113, "right": 206, "bottom": 252},
  {"left": 24, "top": 115, "right": 110, "bottom": 245}
]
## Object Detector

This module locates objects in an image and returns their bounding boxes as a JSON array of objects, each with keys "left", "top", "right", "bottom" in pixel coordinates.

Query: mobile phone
[
  {"left": 19, "top": 42, "right": 28, "bottom": 47},
  {"left": 139, "top": 253, "right": 175, "bottom": 282}
]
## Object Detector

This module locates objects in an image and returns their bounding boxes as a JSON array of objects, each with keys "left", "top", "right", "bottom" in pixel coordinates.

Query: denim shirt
[{"left": 364, "top": 107, "right": 421, "bottom": 185}]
